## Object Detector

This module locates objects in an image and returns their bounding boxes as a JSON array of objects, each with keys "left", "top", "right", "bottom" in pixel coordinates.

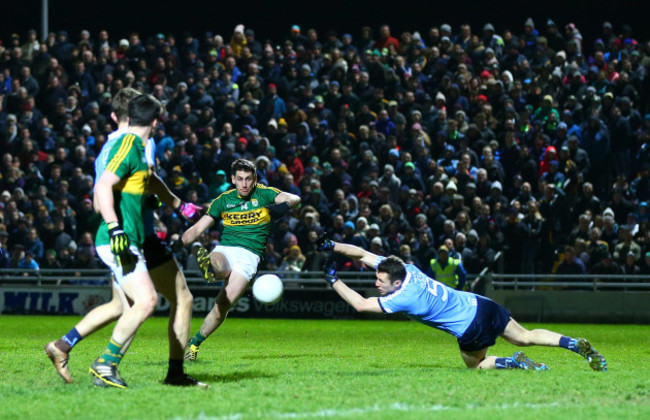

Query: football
[{"left": 252, "top": 274, "right": 284, "bottom": 304}]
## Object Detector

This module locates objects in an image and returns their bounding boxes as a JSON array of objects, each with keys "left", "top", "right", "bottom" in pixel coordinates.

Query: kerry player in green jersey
[
  {"left": 181, "top": 159, "right": 300, "bottom": 360},
  {"left": 90, "top": 94, "right": 162, "bottom": 388}
]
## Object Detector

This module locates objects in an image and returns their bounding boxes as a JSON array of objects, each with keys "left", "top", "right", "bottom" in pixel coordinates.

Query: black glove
[
  {"left": 169, "top": 239, "right": 184, "bottom": 253},
  {"left": 324, "top": 256, "right": 338, "bottom": 285},
  {"left": 265, "top": 201, "right": 291, "bottom": 219},
  {"left": 108, "top": 222, "right": 130, "bottom": 255},
  {"left": 316, "top": 232, "right": 334, "bottom": 251},
  {"left": 107, "top": 222, "right": 137, "bottom": 275},
  {"left": 145, "top": 194, "right": 162, "bottom": 209}
]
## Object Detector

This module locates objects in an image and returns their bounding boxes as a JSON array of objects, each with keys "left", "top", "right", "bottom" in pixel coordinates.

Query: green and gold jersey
[
  {"left": 207, "top": 184, "right": 281, "bottom": 257},
  {"left": 95, "top": 133, "right": 149, "bottom": 248}
]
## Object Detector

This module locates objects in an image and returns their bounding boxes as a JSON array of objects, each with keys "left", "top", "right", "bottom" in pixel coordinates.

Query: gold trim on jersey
[
  {"left": 221, "top": 207, "right": 271, "bottom": 226},
  {"left": 257, "top": 184, "right": 281, "bottom": 194},
  {"left": 114, "top": 169, "right": 149, "bottom": 195},
  {"left": 106, "top": 134, "right": 136, "bottom": 173}
]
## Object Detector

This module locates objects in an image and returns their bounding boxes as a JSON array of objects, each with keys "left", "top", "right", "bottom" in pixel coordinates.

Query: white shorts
[
  {"left": 212, "top": 245, "right": 260, "bottom": 281},
  {"left": 96, "top": 245, "right": 148, "bottom": 288}
]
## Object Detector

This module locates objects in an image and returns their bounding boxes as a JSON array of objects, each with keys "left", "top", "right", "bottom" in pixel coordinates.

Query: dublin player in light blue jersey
[
  {"left": 317, "top": 236, "right": 607, "bottom": 372},
  {"left": 45, "top": 88, "right": 205, "bottom": 387}
]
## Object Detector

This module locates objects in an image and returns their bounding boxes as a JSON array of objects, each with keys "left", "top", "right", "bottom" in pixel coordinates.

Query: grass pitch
[{"left": 1, "top": 316, "right": 649, "bottom": 419}]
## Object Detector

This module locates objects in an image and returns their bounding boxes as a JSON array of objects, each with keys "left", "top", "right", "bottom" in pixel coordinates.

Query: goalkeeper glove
[
  {"left": 179, "top": 202, "right": 202, "bottom": 222},
  {"left": 265, "top": 201, "right": 291, "bottom": 219},
  {"left": 323, "top": 256, "right": 339, "bottom": 285},
  {"left": 316, "top": 232, "right": 335, "bottom": 251}
]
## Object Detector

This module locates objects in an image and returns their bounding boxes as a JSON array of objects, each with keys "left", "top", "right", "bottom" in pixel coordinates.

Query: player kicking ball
[
  {"left": 180, "top": 158, "right": 300, "bottom": 361},
  {"left": 318, "top": 236, "right": 607, "bottom": 371}
]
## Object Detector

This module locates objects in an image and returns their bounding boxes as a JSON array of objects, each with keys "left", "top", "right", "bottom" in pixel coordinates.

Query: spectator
[
  {"left": 556, "top": 246, "right": 587, "bottom": 276},
  {"left": 431, "top": 244, "right": 467, "bottom": 290},
  {"left": 1, "top": 20, "right": 650, "bottom": 280}
]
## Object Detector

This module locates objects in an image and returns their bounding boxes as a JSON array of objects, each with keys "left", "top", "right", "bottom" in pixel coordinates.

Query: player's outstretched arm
[
  {"left": 275, "top": 191, "right": 301, "bottom": 207},
  {"left": 316, "top": 234, "right": 379, "bottom": 267},
  {"left": 266, "top": 191, "right": 301, "bottom": 218},
  {"left": 181, "top": 215, "right": 215, "bottom": 245},
  {"left": 149, "top": 171, "right": 202, "bottom": 221},
  {"left": 324, "top": 257, "right": 382, "bottom": 313}
]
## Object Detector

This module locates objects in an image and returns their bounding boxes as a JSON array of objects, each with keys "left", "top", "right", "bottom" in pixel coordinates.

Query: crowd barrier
[{"left": 1, "top": 269, "right": 648, "bottom": 322}]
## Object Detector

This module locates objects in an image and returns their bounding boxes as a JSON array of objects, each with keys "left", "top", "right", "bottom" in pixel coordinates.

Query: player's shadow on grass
[
  {"left": 241, "top": 353, "right": 324, "bottom": 360},
  {"left": 404, "top": 362, "right": 452, "bottom": 369},
  {"left": 196, "top": 370, "right": 278, "bottom": 383}
]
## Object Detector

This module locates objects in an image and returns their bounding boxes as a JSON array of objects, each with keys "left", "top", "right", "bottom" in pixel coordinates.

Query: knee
[
  {"left": 136, "top": 292, "right": 158, "bottom": 317},
  {"left": 210, "top": 254, "right": 230, "bottom": 278}
]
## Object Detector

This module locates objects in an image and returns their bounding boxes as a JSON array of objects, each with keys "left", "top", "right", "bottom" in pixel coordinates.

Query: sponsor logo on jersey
[{"left": 221, "top": 208, "right": 270, "bottom": 226}]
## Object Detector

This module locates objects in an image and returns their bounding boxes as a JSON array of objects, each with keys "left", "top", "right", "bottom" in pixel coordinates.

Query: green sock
[
  {"left": 188, "top": 331, "right": 207, "bottom": 347},
  {"left": 98, "top": 338, "right": 124, "bottom": 365}
]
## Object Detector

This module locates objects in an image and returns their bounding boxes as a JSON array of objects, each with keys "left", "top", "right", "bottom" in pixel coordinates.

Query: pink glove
[{"left": 179, "top": 202, "right": 202, "bottom": 221}]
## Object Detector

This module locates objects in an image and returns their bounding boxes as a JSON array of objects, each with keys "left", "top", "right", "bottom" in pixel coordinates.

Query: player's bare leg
[
  {"left": 500, "top": 318, "right": 606, "bottom": 371},
  {"left": 90, "top": 272, "right": 157, "bottom": 388},
  {"left": 152, "top": 260, "right": 193, "bottom": 360},
  {"left": 45, "top": 284, "right": 125, "bottom": 383},
  {"left": 185, "top": 261, "right": 249, "bottom": 361},
  {"left": 151, "top": 259, "right": 207, "bottom": 387},
  {"left": 209, "top": 251, "right": 232, "bottom": 280}
]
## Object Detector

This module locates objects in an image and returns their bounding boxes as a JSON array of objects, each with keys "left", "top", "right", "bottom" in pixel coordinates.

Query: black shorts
[
  {"left": 457, "top": 296, "right": 511, "bottom": 352},
  {"left": 143, "top": 235, "right": 174, "bottom": 270}
]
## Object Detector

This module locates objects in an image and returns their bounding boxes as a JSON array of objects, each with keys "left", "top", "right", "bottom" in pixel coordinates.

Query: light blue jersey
[
  {"left": 95, "top": 128, "right": 157, "bottom": 236},
  {"left": 376, "top": 256, "right": 478, "bottom": 338}
]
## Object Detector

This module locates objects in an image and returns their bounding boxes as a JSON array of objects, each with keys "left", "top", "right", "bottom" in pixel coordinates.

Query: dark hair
[
  {"left": 376, "top": 255, "right": 407, "bottom": 283},
  {"left": 128, "top": 94, "right": 163, "bottom": 127},
  {"left": 111, "top": 87, "right": 140, "bottom": 122},
  {"left": 231, "top": 158, "right": 256, "bottom": 176}
]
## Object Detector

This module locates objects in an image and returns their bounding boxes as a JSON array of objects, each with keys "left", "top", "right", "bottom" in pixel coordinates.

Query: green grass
[{"left": 1, "top": 316, "right": 649, "bottom": 419}]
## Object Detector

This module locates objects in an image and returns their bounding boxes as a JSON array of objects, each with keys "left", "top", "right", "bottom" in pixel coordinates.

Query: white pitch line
[{"left": 174, "top": 402, "right": 565, "bottom": 420}]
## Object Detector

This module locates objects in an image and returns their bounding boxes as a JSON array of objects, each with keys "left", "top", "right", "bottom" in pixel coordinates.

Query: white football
[{"left": 252, "top": 274, "right": 283, "bottom": 304}]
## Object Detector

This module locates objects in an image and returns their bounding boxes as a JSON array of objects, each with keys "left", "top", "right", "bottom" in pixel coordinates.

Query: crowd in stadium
[{"left": 2, "top": 18, "right": 650, "bottom": 280}]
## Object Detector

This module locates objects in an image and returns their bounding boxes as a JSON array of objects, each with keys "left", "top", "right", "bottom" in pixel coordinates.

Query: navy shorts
[
  {"left": 143, "top": 235, "right": 174, "bottom": 270},
  {"left": 457, "top": 296, "right": 511, "bottom": 352}
]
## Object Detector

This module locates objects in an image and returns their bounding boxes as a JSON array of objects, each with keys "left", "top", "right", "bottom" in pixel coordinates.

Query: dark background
[{"left": 1, "top": 0, "right": 648, "bottom": 51}]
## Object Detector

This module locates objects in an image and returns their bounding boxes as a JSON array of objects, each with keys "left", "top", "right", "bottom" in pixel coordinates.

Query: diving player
[{"left": 319, "top": 237, "right": 608, "bottom": 372}]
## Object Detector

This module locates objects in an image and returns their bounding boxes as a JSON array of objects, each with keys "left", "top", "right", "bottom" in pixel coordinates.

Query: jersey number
[{"left": 426, "top": 278, "right": 448, "bottom": 302}]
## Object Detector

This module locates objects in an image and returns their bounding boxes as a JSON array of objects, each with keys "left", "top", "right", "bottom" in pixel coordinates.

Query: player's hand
[
  {"left": 108, "top": 222, "right": 137, "bottom": 275},
  {"left": 265, "top": 201, "right": 291, "bottom": 219},
  {"left": 179, "top": 202, "right": 202, "bottom": 222},
  {"left": 316, "top": 232, "right": 334, "bottom": 251},
  {"left": 323, "top": 256, "right": 338, "bottom": 285},
  {"left": 169, "top": 239, "right": 184, "bottom": 253},
  {"left": 108, "top": 222, "right": 130, "bottom": 255},
  {"left": 145, "top": 194, "right": 162, "bottom": 209}
]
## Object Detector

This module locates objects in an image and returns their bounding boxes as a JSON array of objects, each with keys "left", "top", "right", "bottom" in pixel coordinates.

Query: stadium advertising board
[{"left": 0, "top": 286, "right": 368, "bottom": 319}]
